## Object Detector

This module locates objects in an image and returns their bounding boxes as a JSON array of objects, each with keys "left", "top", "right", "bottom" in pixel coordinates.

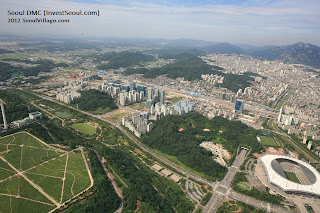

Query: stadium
[{"left": 259, "top": 155, "right": 320, "bottom": 198}]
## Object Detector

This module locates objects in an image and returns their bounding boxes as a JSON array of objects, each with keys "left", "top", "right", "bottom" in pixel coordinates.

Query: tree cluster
[
  {"left": 72, "top": 90, "right": 118, "bottom": 113},
  {"left": 68, "top": 150, "right": 121, "bottom": 213},
  {"left": 232, "top": 172, "right": 284, "bottom": 205},
  {"left": 142, "top": 113, "right": 263, "bottom": 180},
  {"left": 103, "top": 147, "right": 175, "bottom": 212},
  {"left": 0, "top": 90, "right": 37, "bottom": 123}
]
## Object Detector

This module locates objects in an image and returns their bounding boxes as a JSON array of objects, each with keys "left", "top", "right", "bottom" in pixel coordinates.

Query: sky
[{"left": 1, "top": 0, "right": 320, "bottom": 46}]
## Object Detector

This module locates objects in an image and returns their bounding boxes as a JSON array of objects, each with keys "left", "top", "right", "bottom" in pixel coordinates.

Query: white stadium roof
[{"left": 260, "top": 155, "right": 320, "bottom": 197}]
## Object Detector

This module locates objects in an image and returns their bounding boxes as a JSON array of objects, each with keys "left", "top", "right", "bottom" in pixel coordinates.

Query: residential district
[{"left": 0, "top": 41, "right": 320, "bottom": 213}]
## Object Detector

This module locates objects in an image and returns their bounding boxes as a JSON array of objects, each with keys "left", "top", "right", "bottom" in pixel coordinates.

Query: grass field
[
  {"left": 106, "top": 110, "right": 132, "bottom": 123},
  {"left": 71, "top": 123, "right": 96, "bottom": 135},
  {"left": 237, "top": 182, "right": 251, "bottom": 191},
  {"left": 284, "top": 171, "right": 300, "bottom": 184},
  {"left": 260, "top": 136, "right": 277, "bottom": 147},
  {"left": 55, "top": 111, "right": 73, "bottom": 119},
  {"left": 168, "top": 97, "right": 182, "bottom": 103},
  {"left": 129, "top": 102, "right": 146, "bottom": 110},
  {"left": 0, "top": 132, "right": 92, "bottom": 213}
]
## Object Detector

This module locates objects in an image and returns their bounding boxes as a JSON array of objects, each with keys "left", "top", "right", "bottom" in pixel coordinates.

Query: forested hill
[
  {"left": 0, "top": 59, "right": 68, "bottom": 81},
  {"left": 142, "top": 113, "right": 263, "bottom": 180},
  {"left": 72, "top": 89, "right": 118, "bottom": 114},
  {"left": 124, "top": 53, "right": 224, "bottom": 81},
  {"left": 95, "top": 51, "right": 155, "bottom": 70},
  {"left": 124, "top": 53, "right": 256, "bottom": 92}
]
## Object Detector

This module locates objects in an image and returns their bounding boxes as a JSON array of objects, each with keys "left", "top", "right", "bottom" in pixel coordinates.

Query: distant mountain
[
  {"left": 164, "top": 38, "right": 217, "bottom": 48},
  {"left": 201, "top": 42, "right": 246, "bottom": 54},
  {"left": 252, "top": 42, "right": 320, "bottom": 68}
]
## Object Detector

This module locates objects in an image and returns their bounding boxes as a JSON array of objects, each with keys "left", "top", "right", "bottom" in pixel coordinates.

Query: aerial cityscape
[{"left": 1, "top": 0, "right": 320, "bottom": 213}]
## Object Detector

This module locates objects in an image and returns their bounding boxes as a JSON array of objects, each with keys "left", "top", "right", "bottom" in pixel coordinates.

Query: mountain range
[{"left": 159, "top": 39, "right": 320, "bottom": 68}]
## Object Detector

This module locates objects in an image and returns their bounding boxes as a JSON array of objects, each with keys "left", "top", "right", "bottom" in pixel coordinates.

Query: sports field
[
  {"left": 260, "top": 136, "right": 277, "bottom": 147},
  {"left": 71, "top": 123, "right": 96, "bottom": 135},
  {"left": 55, "top": 111, "right": 73, "bottom": 119},
  {"left": 284, "top": 171, "right": 300, "bottom": 184},
  {"left": 0, "top": 132, "right": 93, "bottom": 213}
]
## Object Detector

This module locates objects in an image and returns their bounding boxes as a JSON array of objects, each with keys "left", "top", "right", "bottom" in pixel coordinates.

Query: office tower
[
  {"left": 159, "top": 90, "right": 165, "bottom": 104},
  {"left": 129, "top": 82, "right": 136, "bottom": 91},
  {"left": 235, "top": 100, "right": 244, "bottom": 113}
]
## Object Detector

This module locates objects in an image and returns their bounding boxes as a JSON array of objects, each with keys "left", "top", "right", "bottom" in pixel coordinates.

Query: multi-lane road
[
  {"left": 30, "top": 92, "right": 214, "bottom": 186},
  {"left": 26, "top": 91, "right": 294, "bottom": 213},
  {"left": 203, "top": 149, "right": 247, "bottom": 213}
]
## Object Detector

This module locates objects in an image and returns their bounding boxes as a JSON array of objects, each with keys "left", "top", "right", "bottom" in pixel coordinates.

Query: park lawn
[
  {"left": 21, "top": 147, "right": 62, "bottom": 170},
  {"left": 65, "top": 152, "right": 91, "bottom": 196},
  {"left": 9, "top": 197, "right": 54, "bottom": 213},
  {"left": 1, "top": 146, "right": 21, "bottom": 170},
  {"left": 260, "top": 136, "right": 277, "bottom": 147},
  {"left": 25, "top": 173, "right": 63, "bottom": 202},
  {"left": 55, "top": 111, "right": 73, "bottom": 119},
  {"left": 71, "top": 123, "right": 96, "bottom": 135},
  {"left": 0, "top": 164, "right": 16, "bottom": 180},
  {"left": 18, "top": 177, "right": 52, "bottom": 203},
  {"left": 27, "top": 154, "right": 67, "bottom": 178},
  {"left": 0, "top": 135, "right": 15, "bottom": 144},
  {"left": 284, "top": 171, "right": 300, "bottom": 184},
  {"left": 0, "top": 176, "right": 19, "bottom": 195},
  {"left": 237, "top": 182, "right": 251, "bottom": 191},
  {"left": 13, "top": 132, "right": 47, "bottom": 148}
]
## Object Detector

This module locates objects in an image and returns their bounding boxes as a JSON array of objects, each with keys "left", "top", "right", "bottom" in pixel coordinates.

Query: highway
[
  {"left": 228, "top": 191, "right": 290, "bottom": 213},
  {"left": 30, "top": 92, "right": 214, "bottom": 186},
  {"left": 203, "top": 149, "right": 247, "bottom": 213},
  {"left": 27, "top": 91, "right": 295, "bottom": 212}
]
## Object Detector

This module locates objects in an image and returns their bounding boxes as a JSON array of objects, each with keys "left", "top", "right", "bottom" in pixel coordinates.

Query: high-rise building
[
  {"left": 120, "top": 93, "right": 126, "bottom": 106},
  {"left": 148, "top": 88, "right": 154, "bottom": 100},
  {"left": 307, "top": 141, "right": 312, "bottom": 150},
  {"left": 235, "top": 100, "right": 244, "bottom": 113},
  {"left": 129, "top": 82, "right": 136, "bottom": 91},
  {"left": 137, "top": 85, "right": 146, "bottom": 93},
  {"left": 159, "top": 90, "right": 165, "bottom": 104},
  {"left": 139, "top": 91, "right": 145, "bottom": 101}
]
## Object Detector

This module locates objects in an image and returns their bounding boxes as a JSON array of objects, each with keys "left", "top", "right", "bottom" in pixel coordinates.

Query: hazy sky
[{"left": 1, "top": 0, "right": 320, "bottom": 45}]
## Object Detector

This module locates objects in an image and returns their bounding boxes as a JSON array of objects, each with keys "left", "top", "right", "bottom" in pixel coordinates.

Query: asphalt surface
[
  {"left": 28, "top": 92, "right": 296, "bottom": 213},
  {"left": 203, "top": 149, "right": 247, "bottom": 213}
]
